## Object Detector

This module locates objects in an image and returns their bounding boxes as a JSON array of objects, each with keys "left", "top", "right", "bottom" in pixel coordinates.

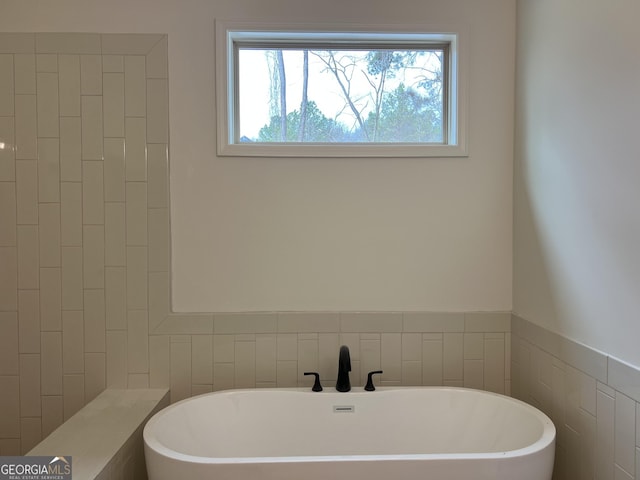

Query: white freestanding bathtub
[{"left": 144, "top": 387, "right": 555, "bottom": 480}]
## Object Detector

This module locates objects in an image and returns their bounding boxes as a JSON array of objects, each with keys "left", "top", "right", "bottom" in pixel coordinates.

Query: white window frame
[{"left": 215, "top": 20, "right": 468, "bottom": 158}]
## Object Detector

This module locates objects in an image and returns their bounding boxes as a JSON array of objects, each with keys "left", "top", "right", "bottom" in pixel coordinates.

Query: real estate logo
[{"left": 0, "top": 456, "right": 72, "bottom": 480}]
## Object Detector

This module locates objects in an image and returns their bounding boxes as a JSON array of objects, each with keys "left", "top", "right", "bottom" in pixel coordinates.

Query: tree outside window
[{"left": 238, "top": 47, "right": 446, "bottom": 144}]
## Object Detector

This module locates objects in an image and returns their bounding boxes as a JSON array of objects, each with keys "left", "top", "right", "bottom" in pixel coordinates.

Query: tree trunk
[
  {"left": 298, "top": 50, "right": 309, "bottom": 142},
  {"left": 276, "top": 50, "right": 287, "bottom": 141}
]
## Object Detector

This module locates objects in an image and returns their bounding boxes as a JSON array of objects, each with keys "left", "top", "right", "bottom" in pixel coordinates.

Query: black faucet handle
[
  {"left": 364, "top": 370, "right": 383, "bottom": 391},
  {"left": 303, "top": 372, "right": 323, "bottom": 392}
]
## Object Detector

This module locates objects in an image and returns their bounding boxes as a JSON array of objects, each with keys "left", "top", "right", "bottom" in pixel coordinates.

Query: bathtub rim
[{"left": 143, "top": 386, "right": 556, "bottom": 465}]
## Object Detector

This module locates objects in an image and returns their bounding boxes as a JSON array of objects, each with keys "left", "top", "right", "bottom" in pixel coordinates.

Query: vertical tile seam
[
  {"left": 612, "top": 391, "right": 638, "bottom": 479},
  {"left": 119, "top": 50, "right": 130, "bottom": 378},
  {"left": 76, "top": 48, "right": 88, "bottom": 402},
  {"left": 481, "top": 331, "right": 487, "bottom": 389},
  {"left": 29, "top": 52, "right": 42, "bottom": 391},
  {"left": 9, "top": 54, "right": 17, "bottom": 188},
  {"left": 6, "top": 65, "right": 19, "bottom": 312},
  {"left": 83, "top": 58, "right": 103, "bottom": 356}
]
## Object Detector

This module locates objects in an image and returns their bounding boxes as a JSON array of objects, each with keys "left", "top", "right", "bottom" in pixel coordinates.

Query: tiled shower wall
[
  {"left": 512, "top": 315, "right": 640, "bottom": 480},
  {"left": 0, "top": 32, "right": 170, "bottom": 454},
  {"left": 0, "top": 32, "right": 512, "bottom": 456}
]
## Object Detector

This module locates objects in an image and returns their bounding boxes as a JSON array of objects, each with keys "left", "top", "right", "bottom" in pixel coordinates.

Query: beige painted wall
[
  {"left": 0, "top": 0, "right": 515, "bottom": 313},
  {"left": 514, "top": 0, "right": 640, "bottom": 366}
]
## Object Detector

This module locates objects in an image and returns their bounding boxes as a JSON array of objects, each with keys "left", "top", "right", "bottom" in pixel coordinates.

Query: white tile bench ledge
[{"left": 28, "top": 388, "right": 169, "bottom": 480}]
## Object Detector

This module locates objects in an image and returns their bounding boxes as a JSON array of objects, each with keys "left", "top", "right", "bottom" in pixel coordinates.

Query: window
[{"left": 216, "top": 22, "right": 468, "bottom": 157}]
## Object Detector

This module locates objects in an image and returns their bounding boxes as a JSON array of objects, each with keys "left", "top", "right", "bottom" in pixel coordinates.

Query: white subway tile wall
[
  {"left": 0, "top": 33, "right": 170, "bottom": 454},
  {"left": 513, "top": 315, "right": 640, "bottom": 480}
]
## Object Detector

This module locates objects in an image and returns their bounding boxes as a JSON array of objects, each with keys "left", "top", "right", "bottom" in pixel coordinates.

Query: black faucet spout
[{"left": 336, "top": 345, "right": 351, "bottom": 392}]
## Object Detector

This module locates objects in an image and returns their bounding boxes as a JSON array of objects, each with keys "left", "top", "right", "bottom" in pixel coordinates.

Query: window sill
[{"left": 217, "top": 142, "right": 468, "bottom": 158}]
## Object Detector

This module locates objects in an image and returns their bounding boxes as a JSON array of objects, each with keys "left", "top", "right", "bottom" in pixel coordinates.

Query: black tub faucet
[
  {"left": 303, "top": 372, "right": 323, "bottom": 392},
  {"left": 336, "top": 345, "right": 351, "bottom": 392}
]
